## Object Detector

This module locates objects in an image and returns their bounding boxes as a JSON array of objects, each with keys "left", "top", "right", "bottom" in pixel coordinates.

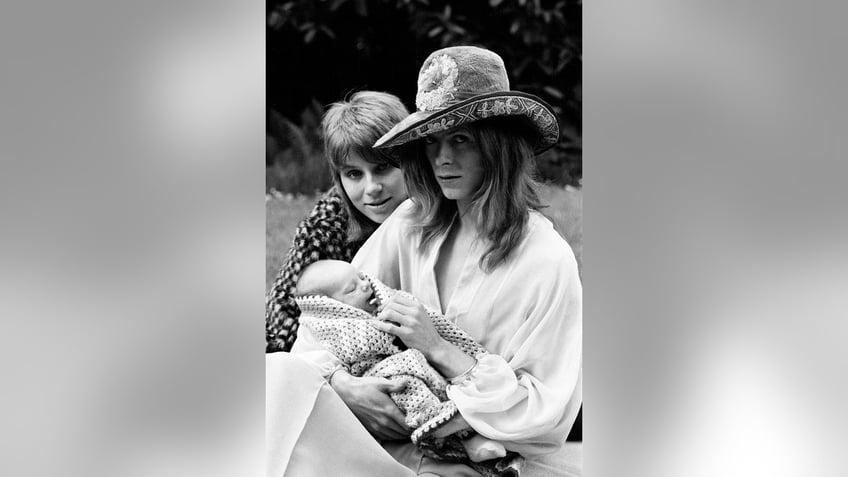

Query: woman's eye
[
  {"left": 423, "top": 136, "right": 436, "bottom": 145},
  {"left": 374, "top": 163, "right": 389, "bottom": 173},
  {"left": 452, "top": 135, "right": 469, "bottom": 144},
  {"left": 344, "top": 170, "right": 362, "bottom": 179}
]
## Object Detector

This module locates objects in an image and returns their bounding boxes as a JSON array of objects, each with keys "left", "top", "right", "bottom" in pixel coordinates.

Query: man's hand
[
  {"left": 370, "top": 294, "right": 477, "bottom": 378},
  {"left": 330, "top": 371, "right": 413, "bottom": 441},
  {"left": 371, "top": 294, "right": 444, "bottom": 356}
]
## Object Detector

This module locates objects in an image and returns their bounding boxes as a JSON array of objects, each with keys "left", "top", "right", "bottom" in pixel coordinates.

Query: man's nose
[{"left": 434, "top": 143, "right": 453, "bottom": 166}]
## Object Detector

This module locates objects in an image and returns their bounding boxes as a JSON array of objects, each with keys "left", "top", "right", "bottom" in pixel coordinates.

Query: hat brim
[{"left": 373, "top": 92, "right": 559, "bottom": 154}]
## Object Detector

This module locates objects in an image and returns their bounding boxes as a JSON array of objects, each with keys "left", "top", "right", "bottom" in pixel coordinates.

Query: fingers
[
  {"left": 377, "top": 303, "right": 415, "bottom": 315},
  {"left": 368, "top": 319, "right": 400, "bottom": 335},
  {"left": 385, "top": 407, "right": 413, "bottom": 434},
  {"left": 376, "top": 307, "right": 415, "bottom": 327},
  {"left": 375, "top": 379, "right": 413, "bottom": 434},
  {"left": 366, "top": 407, "right": 410, "bottom": 439},
  {"left": 388, "top": 293, "right": 418, "bottom": 307},
  {"left": 378, "top": 293, "right": 419, "bottom": 312},
  {"left": 339, "top": 376, "right": 414, "bottom": 441},
  {"left": 383, "top": 299, "right": 418, "bottom": 315},
  {"left": 378, "top": 378, "right": 408, "bottom": 394}
]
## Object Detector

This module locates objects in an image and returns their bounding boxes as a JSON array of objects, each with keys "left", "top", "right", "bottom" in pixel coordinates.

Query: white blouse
[{"left": 292, "top": 199, "right": 582, "bottom": 460}]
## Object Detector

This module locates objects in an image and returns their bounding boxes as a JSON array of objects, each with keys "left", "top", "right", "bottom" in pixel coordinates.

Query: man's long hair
[{"left": 402, "top": 117, "right": 543, "bottom": 272}]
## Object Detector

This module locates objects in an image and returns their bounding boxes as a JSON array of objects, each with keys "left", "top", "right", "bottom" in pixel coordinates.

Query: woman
[
  {"left": 265, "top": 91, "right": 409, "bottom": 353},
  {"left": 288, "top": 46, "right": 582, "bottom": 476}
]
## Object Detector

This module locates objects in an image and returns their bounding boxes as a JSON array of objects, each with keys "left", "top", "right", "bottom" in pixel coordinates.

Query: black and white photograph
[
  {"left": 7, "top": 1, "right": 848, "bottom": 476},
  {"left": 265, "top": 1, "right": 583, "bottom": 475}
]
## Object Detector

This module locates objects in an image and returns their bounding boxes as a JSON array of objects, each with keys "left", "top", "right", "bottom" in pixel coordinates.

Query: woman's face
[
  {"left": 423, "top": 126, "right": 485, "bottom": 205},
  {"left": 338, "top": 153, "right": 407, "bottom": 223}
]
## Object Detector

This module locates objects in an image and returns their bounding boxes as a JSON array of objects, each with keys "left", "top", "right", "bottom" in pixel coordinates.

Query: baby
[
  {"left": 296, "top": 259, "right": 379, "bottom": 315},
  {"left": 294, "top": 260, "right": 520, "bottom": 475}
]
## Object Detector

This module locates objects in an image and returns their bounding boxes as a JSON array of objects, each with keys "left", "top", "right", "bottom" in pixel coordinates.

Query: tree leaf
[
  {"left": 428, "top": 26, "right": 444, "bottom": 37},
  {"left": 448, "top": 23, "right": 466, "bottom": 35},
  {"left": 268, "top": 11, "right": 281, "bottom": 28},
  {"left": 543, "top": 86, "right": 564, "bottom": 99},
  {"left": 319, "top": 25, "right": 336, "bottom": 39}
]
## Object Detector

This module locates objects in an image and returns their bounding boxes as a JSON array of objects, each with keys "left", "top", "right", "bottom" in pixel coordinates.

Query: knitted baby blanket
[{"left": 296, "top": 275, "right": 523, "bottom": 477}]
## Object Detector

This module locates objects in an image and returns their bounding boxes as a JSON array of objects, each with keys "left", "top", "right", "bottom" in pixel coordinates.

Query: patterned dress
[{"left": 265, "top": 188, "right": 364, "bottom": 353}]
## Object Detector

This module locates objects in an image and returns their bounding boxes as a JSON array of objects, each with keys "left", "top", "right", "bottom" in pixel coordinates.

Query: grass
[
  {"left": 266, "top": 193, "right": 320, "bottom": 290},
  {"left": 266, "top": 185, "right": 583, "bottom": 291},
  {"left": 538, "top": 183, "right": 583, "bottom": 274}
]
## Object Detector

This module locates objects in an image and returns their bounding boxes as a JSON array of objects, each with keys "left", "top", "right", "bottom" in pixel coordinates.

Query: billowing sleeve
[{"left": 446, "top": 240, "right": 583, "bottom": 457}]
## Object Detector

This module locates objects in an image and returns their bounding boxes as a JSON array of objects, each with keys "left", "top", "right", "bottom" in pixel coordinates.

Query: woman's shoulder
[
  {"left": 378, "top": 198, "right": 418, "bottom": 229},
  {"left": 298, "top": 190, "right": 349, "bottom": 231},
  {"left": 391, "top": 198, "right": 417, "bottom": 218},
  {"left": 286, "top": 189, "right": 357, "bottom": 258},
  {"left": 310, "top": 189, "right": 348, "bottom": 218}
]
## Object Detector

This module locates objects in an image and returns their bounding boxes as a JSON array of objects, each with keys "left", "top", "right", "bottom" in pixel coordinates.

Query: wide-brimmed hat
[{"left": 373, "top": 46, "right": 559, "bottom": 154}]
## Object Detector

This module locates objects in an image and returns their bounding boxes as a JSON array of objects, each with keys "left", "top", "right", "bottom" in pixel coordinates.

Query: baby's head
[{"left": 296, "top": 260, "right": 377, "bottom": 314}]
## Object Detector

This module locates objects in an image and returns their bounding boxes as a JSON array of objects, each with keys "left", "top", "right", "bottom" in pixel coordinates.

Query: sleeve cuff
[{"left": 446, "top": 354, "right": 524, "bottom": 413}]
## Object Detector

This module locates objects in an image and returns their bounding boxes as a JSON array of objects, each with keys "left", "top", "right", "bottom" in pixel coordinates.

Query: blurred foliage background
[{"left": 267, "top": 0, "right": 582, "bottom": 194}]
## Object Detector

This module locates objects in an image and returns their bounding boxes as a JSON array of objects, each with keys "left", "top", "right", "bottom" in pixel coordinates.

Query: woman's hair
[
  {"left": 321, "top": 91, "right": 409, "bottom": 241},
  {"left": 403, "top": 117, "right": 543, "bottom": 272}
]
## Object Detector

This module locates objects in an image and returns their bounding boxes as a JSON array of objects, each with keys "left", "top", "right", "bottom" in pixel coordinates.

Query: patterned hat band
[{"left": 375, "top": 91, "right": 559, "bottom": 154}]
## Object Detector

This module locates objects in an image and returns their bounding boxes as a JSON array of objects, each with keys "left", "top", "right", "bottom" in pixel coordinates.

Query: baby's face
[{"left": 328, "top": 264, "right": 377, "bottom": 314}]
